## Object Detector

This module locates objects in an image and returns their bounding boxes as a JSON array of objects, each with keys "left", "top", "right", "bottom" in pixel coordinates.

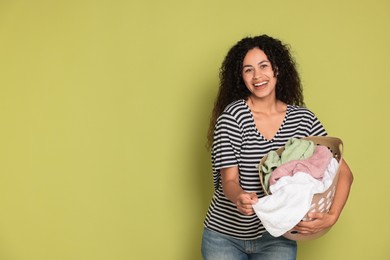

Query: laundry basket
[{"left": 258, "top": 136, "right": 343, "bottom": 241}]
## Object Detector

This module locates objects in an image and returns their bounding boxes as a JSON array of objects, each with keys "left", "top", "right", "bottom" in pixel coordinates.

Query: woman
[{"left": 201, "top": 35, "right": 353, "bottom": 260}]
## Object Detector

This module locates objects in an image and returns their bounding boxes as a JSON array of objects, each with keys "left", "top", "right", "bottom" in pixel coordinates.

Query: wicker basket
[{"left": 258, "top": 136, "right": 343, "bottom": 241}]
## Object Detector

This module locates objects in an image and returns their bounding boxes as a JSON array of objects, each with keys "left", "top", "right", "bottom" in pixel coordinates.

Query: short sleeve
[
  {"left": 310, "top": 114, "right": 327, "bottom": 136},
  {"left": 211, "top": 113, "right": 242, "bottom": 172}
]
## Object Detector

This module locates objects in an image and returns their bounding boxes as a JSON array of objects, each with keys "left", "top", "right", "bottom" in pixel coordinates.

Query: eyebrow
[{"left": 243, "top": 60, "right": 270, "bottom": 68}]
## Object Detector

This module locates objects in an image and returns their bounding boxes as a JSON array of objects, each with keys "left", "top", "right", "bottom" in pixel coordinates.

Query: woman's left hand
[
  {"left": 294, "top": 159, "right": 353, "bottom": 235},
  {"left": 293, "top": 212, "right": 338, "bottom": 234}
]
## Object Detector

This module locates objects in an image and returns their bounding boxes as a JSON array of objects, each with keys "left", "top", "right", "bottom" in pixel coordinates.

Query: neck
[{"left": 247, "top": 96, "right": 281, "bottom": 114}]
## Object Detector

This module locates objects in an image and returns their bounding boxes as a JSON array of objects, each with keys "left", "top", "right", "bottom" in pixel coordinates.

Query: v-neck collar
[{"left": 242, "top": 100, "right": 291, "bottom": 142}]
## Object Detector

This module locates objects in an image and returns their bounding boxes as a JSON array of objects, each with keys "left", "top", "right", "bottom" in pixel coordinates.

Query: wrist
[{"left": 327, "top": 210, "right": 340, "bottom": 225}]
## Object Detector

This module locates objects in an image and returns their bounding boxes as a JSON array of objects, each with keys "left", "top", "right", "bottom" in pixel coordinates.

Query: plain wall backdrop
[{"left": 0, "top": 0, "right": 389, "bottom": 259}]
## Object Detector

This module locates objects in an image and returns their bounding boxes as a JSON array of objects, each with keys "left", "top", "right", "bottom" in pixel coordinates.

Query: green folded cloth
[
  {"left": 282, "top": 137, "right": 315, "bottom": 162},
  {"left": 261, "top": 138, "right": 315, "bottom": 192}
]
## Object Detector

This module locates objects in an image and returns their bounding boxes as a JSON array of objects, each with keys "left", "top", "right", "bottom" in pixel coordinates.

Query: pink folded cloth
[{"left": 269, "top": 145, "right": 333, "bottom": 186}]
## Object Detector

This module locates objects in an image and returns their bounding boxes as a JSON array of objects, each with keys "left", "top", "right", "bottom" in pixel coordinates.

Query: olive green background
[{"left": 0, "top": 0, "right": 389, "bottom": 259}]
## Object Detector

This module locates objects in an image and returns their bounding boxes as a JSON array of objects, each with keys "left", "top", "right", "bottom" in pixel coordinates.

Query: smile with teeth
[{"left": 254, "top": 81, "right": 268, "bottom": 87}]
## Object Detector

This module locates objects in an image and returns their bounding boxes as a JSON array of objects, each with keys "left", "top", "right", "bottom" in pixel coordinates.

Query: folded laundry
[
  {"left": 253, "top": 158, "right": 339, "bottom": 237},
  {"left": 269, "top": 145, "right": 333, "bottom": 186},
  {"left": 281, "top": 137, "right": 316, "bottom": 162},
  {"left": 261, "top": 138, "right": 315, "bottom": 191}
]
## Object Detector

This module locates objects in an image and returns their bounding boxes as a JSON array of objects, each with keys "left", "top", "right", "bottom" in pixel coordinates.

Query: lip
[{"left": 254, "top": 81, "right": 268, "bottom": 87}]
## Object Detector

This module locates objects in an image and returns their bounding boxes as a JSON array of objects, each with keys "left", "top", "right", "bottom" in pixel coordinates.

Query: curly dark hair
[{"left": 207, "top": 35, "right": 304, "bottom": 149}]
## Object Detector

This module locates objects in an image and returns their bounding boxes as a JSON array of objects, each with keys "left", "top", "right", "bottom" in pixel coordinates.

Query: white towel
[{"left": 252, "top": 158, "right": 339, "bottom": 237}]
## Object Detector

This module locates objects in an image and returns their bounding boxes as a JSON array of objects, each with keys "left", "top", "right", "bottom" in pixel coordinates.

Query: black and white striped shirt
[{"left": 204, "top": 99, "right": 327, "bottom": 239}]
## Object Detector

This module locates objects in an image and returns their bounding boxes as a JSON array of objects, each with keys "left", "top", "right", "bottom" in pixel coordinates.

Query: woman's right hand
[
  {"left": 220, "top": 166, "right": 259, "bottom": 215},
  {"left": 235, "top": 191, "right": 258, "bottom": 215}
]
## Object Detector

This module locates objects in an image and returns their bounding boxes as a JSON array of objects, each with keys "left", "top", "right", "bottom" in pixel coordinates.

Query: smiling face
[{"left": 242, "top": 48, "right": 278, "bottom": 101}]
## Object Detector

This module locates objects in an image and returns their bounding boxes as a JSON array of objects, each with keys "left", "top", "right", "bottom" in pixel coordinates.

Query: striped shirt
[{"left": 203, "top": 99, "right": 327, "bottom": 239}]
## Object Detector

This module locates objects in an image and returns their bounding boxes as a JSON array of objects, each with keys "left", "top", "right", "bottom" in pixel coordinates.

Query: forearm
[
  {"left": 220, "top": 167, "right": 244, "bottom": 204},
  {"left": 222, "top": 179, "right": 245, "bottom": 204},
  {"left": 329, "top": 159, "right": 354, "bottom": 219}
]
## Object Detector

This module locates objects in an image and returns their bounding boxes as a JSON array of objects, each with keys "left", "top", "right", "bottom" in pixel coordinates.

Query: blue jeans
[{"left": 201, "top": 227, "right": 297, "bottom": 260}]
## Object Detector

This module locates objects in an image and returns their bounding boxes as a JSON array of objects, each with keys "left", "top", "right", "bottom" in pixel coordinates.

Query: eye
[
  {"left": 243, "top": 67, "right": 253, "bottom": 73},
  {"left": 260, "top": 64, "right": 268, "bottom": 69}
]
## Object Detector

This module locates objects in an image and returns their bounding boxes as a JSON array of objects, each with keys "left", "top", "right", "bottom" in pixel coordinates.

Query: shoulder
[
  {"left": 287, "top": 105, "right": 317, "bottom": 118},
  {"left": 215, "top": 100, "right": 250, "bottom": 130},
  {"left": 285, "top": 105, "right": 327, "bottom": 135},
  {"left": 216, "top": 100, "right": 247, "bottom": 120},
  {"left": 217, "top": 99, "right": 250, "bottom": 126},
  {"left": 223, "top": 99, "right": 247, "bottom": 114}
]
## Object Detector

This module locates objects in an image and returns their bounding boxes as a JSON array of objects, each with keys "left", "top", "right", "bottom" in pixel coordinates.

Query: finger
[
  {"left": 240, "top": 195, "right": 253, "bottom": 204},
  {"left": 290, "top": 227, "right": 310, "bottom": 234},
  {"left": 238, "top": 198, "right": 255, "bottom": 208},
  {"left": 308, "top": 212, "right": 324, "bottom": 219},
  {"left": 249, "top": 192, "right": 259, "bottom": 202},
  {"left": 237, "top": 203, "right": 255, "bottom": 215},
  {"left": 293, "top": 225, "right": 316, "bottom": 234},
  {"left": 242, "top": 203, "right": 255, "bottom": 210},
  {"left": 296, "top": 220, "right": 310, "bottom": 227},
  {"left": 243, "top": 208, "right": 255, "bottom": 215},
  {"left": 296, "top": 220, "right": 315, "bottom": 229}
]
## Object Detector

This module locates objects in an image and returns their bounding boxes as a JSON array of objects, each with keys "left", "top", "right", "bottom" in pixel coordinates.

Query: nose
[{"left": 253, "top": 68, "right": 262, "bottom": 80}]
